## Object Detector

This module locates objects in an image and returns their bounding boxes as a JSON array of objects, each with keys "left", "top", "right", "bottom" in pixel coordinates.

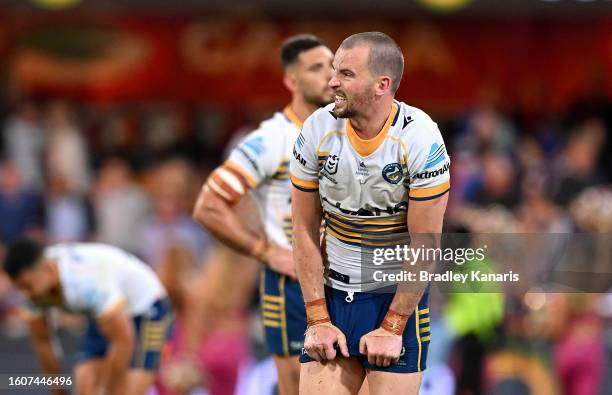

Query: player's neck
[
  {"left": 47, "top": 261, "right": 62, "bottom": 299},
  {"left": 289, "top": 98, "right": 316, "bottom": 123},
  {"left": 350, "top": 97, "right": 394, "bottom": 139}
]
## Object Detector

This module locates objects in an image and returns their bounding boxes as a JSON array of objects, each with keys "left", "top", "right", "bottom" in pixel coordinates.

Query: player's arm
[
  {"left": 96, "top": 300, "right": 133, "bottom": 395},
  {"left": 28, "top": 313, "right": 68, "bottom": 395},
  {"left": 192, "top": 164, "right": 256, "bottom": 256},
  {"left": 193, "top": 133, "right": 295, "bottom": 278},
  {"left": 387, "top": 193, "right": 448, "bottom": 318},
  {"left": 290, "top": 118, "right": 349, "bottom": 361},
  {"left": 291, "top": 187, "right": 324, "bottom": 301},
  {"left": 387, "top": 128, "right": 450, "bottom": 327},
  {"left": 360, "top": 123, "right": 450, "bottom": 367},
  {"left": 28, "top": 313, "right": 63, "bottom": 373}
]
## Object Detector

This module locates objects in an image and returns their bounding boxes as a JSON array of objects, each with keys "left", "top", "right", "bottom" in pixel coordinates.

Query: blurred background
[{"left": 0, "top": 0, "right": 610, "bottom": 394}]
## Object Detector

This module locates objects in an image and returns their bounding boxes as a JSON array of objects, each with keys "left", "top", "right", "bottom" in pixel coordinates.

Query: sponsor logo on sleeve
[
  {"left": 424, "top": 143, "right": 447, "bottom": 170},
  {"left": 243, "top": 136, "right": 265, "bottom": 157},
  {"left": 296, "top": 133, "right": 306, "bottom": 150},
  {"left": 293, "top": 147, "right": 307, "bottom": 166},
  {"left": 414, "top": 162, "right": 450, "bottom": 179}
]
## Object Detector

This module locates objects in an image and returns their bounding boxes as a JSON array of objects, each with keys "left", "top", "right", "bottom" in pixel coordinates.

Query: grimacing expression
[
  {"left": 13, "top": 263, "right": 54, "bottom": 304},
  {"left": 292, "top": 46, "right": 335, "bottom": 107},
  {"left": 329, "top": 46, "right": 377, "bottom": 119}
]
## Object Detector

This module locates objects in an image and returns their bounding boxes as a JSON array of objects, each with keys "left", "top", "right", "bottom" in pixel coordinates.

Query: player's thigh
[
  {"left": 358, "top": 378, "right": 370, "bottom": 395},
  {"left": 273, "top": 355, "right": 300, "bottom": 395},
  {"left": 74, "top": 358, "right": 105, "bottom": 395},
  {"left": 366, "top": 370, "right": 423, "bottom": 395},
  {"left": 300, "top": 358, "right": 365, "bottom": 395},
  {"left": 125, "top": 369, "right": 155, "bottom": 395}
]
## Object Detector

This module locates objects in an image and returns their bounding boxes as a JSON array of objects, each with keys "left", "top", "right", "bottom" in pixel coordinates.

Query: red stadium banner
[{"left": 3, "top": 13, "right": 611, "bottom": 112}]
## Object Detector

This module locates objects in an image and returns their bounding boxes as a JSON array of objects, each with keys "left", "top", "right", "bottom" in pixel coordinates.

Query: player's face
[
  {"left": 329, "top": 46, "right": 376, "bottom": 118},
  {"left": 13, "top": 264, "right": 53, "bottom": 304},
  {"left": 293, "top": 46, "right": 335, "bottom": 107}
]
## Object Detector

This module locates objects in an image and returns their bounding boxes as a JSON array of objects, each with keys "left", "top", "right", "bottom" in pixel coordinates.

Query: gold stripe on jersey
[
  {"left": 282, "top": 215, "right": 293, "bottom": 244},
  {"left": 325, "top": 211, "right": 406, "bottom": 227},
  {"left": 409, "top": 180, "right": 451, "bottom": 199},
  {"left": 345, "top": 103, "right": 398, "bottom": 157},
  {"left": 271, "top": 158, "right": 290, "bottom": 181},
  {"left": 326, "top": 226, "right": 404, "bottom": 248},
  {"left": 323, "top": 211, "right": 407, "bottom": 248},
  {"left": 316, "top": 129, "right": 342, "bottom": 154},
  {"left": 291, "top": 175, "right": 318, "bottom": 191},
  {"left": 283, "top": 106, "right": 304, "bottom": 129},
  {"left": 224, "top": 160, "right": 258, "bottom": 188}
]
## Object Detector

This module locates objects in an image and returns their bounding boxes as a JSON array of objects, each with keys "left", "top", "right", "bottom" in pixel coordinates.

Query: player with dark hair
[
  {"left": 192, "top": 34, "right": 334, "bottom": 394},
  {"left": 291, "top": 32, "right": 450, "bottom": 394},
  {"left": 2, "top": 238, "right": 173, "bottom": 395}
]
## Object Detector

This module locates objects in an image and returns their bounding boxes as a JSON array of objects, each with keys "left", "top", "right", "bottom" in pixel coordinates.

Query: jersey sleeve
[
  {"left": 290, "top": 116, "right": 319, "bottom": 192},
  {"left": 225, "top": 128, "right": 284, "bottom": 189},
  {"left": 405, "top": 122, "right": 451, "bottom": 201},
  {"left": 80, "top": 281, "right": 125, "bottom": 318},
  {"left": 206, "top": 128, "right": 284, "bottom": 205}
]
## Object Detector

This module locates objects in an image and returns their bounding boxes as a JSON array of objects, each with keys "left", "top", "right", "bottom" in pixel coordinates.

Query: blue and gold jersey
[{"left": 290, "top": 101, "right": 450, "bottom": 291}]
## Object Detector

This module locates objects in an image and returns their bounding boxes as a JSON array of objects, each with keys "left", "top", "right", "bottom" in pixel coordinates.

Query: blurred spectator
[
  {"left": 549, "top": 294, "right": 605, "bottom": 395},
  {"left": 468, "top": 151, "right": 520, "bottom": 209},
  {"left": 92, "top": 157, "right": 150, "bottom": 254},
  {"left": 552, "top": 118, "right": 607, "bottom": 205},
  {"left": 140, "top": 158, "right": 211, "bottom": 269},
  {"left": 44, "top": 173, "right": 96, "bottom": 243},
  {"left": 2, "top": 100, "right": 44, "bottom": 190},
  {"left": 143, "top": 105, "right": 201, "bottom": 164},
  {"left": 160, "top": 244, "right": 258, "bottom": 395},
  {"left": 0, "top": 161, "right": 44, "bottom": 245},
  {"left": 45, "top": 100, "right": 91, "bottom": 194},
  {"left": 455, "top": 107, "right": 517, "bottom": 157},
  {"left": 516, "top": 140, "right": 571, "bottom": 233}
]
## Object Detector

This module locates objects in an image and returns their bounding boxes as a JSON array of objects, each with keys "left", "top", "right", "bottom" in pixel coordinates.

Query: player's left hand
[{"left": 359, "top": 327, "right": 403, "bottom": 367}]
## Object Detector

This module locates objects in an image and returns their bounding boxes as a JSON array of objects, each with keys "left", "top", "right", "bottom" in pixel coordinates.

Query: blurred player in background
[
  {"left": 192, "top": 34, "right": 334, "bottom": 395},
  {"left": 2, "top": 239, "right": 173, "bottom": 395},
  {"left": 291, "top": 32, "right": 450, "bottom": 394}
]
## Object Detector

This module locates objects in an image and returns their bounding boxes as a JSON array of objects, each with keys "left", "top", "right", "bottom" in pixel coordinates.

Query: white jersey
[
  {"left": 26, "top": 243, "right": 166, "bottom": 317},
  {"left": 290, "top": 101, "right": 450, "bottom": 291},
  {"left": 216, "top": 107, "right": 303, "bottom": 248}
]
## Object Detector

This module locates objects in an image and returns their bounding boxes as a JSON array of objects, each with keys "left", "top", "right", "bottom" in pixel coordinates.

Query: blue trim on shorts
[{"left": 261, "top": 268, "right": 307, "bottom": 356}]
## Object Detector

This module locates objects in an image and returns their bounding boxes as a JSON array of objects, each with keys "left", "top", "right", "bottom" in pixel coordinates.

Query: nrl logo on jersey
[{"left": 323, "top": 154, "right": 340, "bottom": 175}]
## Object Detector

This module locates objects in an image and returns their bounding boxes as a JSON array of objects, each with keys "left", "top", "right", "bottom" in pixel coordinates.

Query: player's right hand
[
  {"left": 304, "top": 322, "right": 349, "bottom": 361},
  {"left": 264, "top": 244, "right": 297, "bottom": 279}
]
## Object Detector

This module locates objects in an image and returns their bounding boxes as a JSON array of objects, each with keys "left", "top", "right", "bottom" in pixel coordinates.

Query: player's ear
[
  {"left": 283, "top": 71, "right": 298, "bottom": 93},
  {"left": 375, "top": 75, "right": 392, "bottom": 96}
]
